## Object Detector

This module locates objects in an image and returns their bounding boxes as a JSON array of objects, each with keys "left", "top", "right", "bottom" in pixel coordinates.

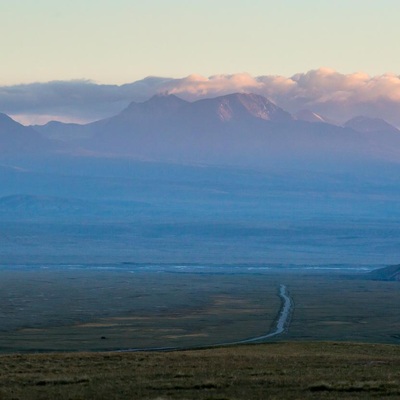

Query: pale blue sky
[{"left": 1, "top": 0, "right": 399, "bottom": 85}]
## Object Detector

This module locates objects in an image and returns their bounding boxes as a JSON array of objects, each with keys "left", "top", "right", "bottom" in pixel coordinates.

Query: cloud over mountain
[
  {"left": 2, "top": 69, "right": 400, "bottom": 127},
  {"left": 0, "top": 78, "right": 171, "bottom": 124},
  {"left": 166, "top": 69, "right": 400, "bottom": 127}
]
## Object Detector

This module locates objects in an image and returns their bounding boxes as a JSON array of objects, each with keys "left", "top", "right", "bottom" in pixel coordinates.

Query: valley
[{"left": 0, "top": 265, "right": 399, "bottom": 353}]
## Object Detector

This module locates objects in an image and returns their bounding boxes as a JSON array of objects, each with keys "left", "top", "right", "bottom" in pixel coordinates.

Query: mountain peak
[
  {"left": 121, "top": 93, "right": 188, "bottom": 118},
  {"left": 195, "top": 92, "right": 293, "bottom": 122},
  {"left": 0, "top": 113, "right": 19, "bottom": 127},
  {"left": 148, "top": 93, "right": 182, "bottom": 101},
  {"left": 0, "top": 112, "right": 57, "bottom": 154},
  {"left": 344, "top": 116, "right": 399, "bottom": 134}
]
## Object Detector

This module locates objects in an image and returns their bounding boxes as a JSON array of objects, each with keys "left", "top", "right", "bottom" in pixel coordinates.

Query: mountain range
[
  {"left": 1, "top": 93, "right": 400, "bottom": 265},
  {"left": 0, "top": 92, "right": 397, "bottom": 168},
  {"left": 0, "top": 113, "right": 57, "bottom": 155}
]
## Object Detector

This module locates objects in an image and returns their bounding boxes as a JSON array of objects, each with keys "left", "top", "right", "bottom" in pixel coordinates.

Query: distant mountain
[
  {"left": 368, "top": 265, "right": 400, "bottom": 281},
  {"left": 0, "top": 113, "right": 57, "bottom": 154},
  {"left": 3, "top": 92, "right": 400, "bottom": 168},
  {"left": 120, "top": 93, "right": 188, "bottom": 120},
  {"left": 77, "top": 93, "right": 299, "bottom": 164},
  {"left": 344, "top": 116, "right": 400, "bottom": 134},
  {"left": 99, "top": 92, "right": 292, "bottom": 130},
  {"left": 34, "top": 121, "right": 92, "bottom": 142},
  {"left": 81, "top": 93, "right": 400, "bottom": 166},
  {"left": 33, "top": 95, "right": 187, "bottom": 144},
  {"left": 186, "top": 93, "right": 293, "bottom": 123}
]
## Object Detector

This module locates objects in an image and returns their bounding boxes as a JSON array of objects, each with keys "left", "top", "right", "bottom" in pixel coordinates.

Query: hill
[
  {"left": 368, "top": 264, "right": 400, "bottom": 281},
  {"left": 0, "top": 113, "right": 57, "bottom": 154},
  {"left": 344, "top": 116, "right": 400, "bottom": 134}
]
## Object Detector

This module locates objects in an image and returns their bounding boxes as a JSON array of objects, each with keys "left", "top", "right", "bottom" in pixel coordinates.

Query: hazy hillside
[
  {"left": 368, "top": 264, "right": 400, "bottom": 281},
  {"left": 1, "top": 93, "right": 400, "bottom": 265},
  {"left": 82, "top": 93, "right": 400, "bottom": 166},
  {"left": 344, "top": 116, "right": 400, "bottom": 134},
  {"left": 0, "top": 114, "right": 57, "bottom": 154},
  {"left": 26, "top": 93, "right": 400, "bottom": 168},
  {"left": 33, "top": 121, "right": 100, "bottom": 143}
]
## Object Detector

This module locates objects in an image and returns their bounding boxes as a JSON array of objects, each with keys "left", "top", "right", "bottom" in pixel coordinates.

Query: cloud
[
  {"left": 285, "top": 69, "right": 400, "bottom": 125},
  {"left": 158, "top": 69, "right": 400, "bottom": 126},
  {"left": 163, "top": 73, "right": 263, "bottom": 97},
  {"left": 0, "top": 77, "right": 172, "bottom": 124},
  {"left": 2, "top": 69, "right": 400, "bottom": 127}
]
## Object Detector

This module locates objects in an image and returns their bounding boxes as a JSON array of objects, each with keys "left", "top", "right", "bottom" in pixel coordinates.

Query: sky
[
  {"left": 1, "top": 1, "right": 400, "bottom": 126},
  {"left": 1, "top": 0, "right": 400, "bottom": 85}
]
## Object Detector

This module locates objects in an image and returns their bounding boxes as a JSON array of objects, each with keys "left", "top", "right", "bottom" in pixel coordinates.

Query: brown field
[
  {"left": 0, "top": 342, "right": 399, "bottom": 399},
  {"left": 0, "top": 268, "right": 281, "bottom": 352},
  {"left": 1, "top": 266, "right": 400, "bottom": 399},
  {"left": 1, "top": 267, "right": 400, "bottom": 352}
]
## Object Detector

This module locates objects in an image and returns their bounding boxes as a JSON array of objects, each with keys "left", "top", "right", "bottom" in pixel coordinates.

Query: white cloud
[
  {"left": 2, "top": 69, "right": 400, "bottom": 127},
  {"left": 163, "top": 73, "right": 263, "bottom": 97},
  {"left": 154, "top": 69, "right": 400, "bottom": 126}
]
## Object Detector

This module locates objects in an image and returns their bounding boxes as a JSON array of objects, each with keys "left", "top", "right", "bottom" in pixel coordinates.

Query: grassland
[
  {"left": 0, "top": 267, "right": 282, "bottom": 352},
  {"left": 0, "top": 342, "right": 399, "bottom": 399},
  {"left": 1, "top": 266, "right": 400, "bottom": 399},
  {"left": 1, "top": 266, "right": 400, "bottom": 352},
  {"left": 282, "top": 272, "right": 400, "bottom": 343}
]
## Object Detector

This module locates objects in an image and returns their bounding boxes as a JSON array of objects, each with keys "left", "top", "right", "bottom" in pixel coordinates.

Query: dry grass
[
  {"left": 0, "top": 269, "right": 281, "bottom": 353},
  {"left": 0, "top": 342, "right": 399, "bottom": 399},
  {"left": 1, "top": 269, "right": 400, "bottom": 354}
]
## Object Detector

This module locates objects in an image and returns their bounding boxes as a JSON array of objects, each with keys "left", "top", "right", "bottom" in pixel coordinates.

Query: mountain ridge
[
  {"left": 0, "top": 113, "right": 57, "bottom": 154},
  {"left": 2, "top": 93, "right": 400, "bottom": 167},
  {"left": 368, "top": 265, "right": 400, "bottom": 281},
  {"left": 344, "top": 116, "right": 400, "bottom": 134},
  {"left": 80, "top": 93, "right": 400, "bottom": 165}
]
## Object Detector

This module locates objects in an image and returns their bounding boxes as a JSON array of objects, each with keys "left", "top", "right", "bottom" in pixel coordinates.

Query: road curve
[
  {"left": 117, "top": 284, "right": 293, "bottom": 352},
  {"left": 214, "top": 284, "right": 293, "bottom": 346}
]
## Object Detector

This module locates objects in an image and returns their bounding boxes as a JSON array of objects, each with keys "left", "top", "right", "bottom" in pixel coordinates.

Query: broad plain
[
  {"left": 1, "top": 265, "right": 399, "bottom": 351},
  {"left": 1, "top": 265, "right": 400, "bottom": 399}
]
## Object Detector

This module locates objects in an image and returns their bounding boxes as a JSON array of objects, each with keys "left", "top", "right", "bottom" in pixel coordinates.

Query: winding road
[
  {"left": 214, "top": 284, "right": 293, "bottom": 346},
  {"left": 118, "top": 284, "right": 293, "bottom": 352}
]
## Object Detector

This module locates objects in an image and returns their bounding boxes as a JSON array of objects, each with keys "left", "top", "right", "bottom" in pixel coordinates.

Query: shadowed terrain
[
  {"left": 0, "top": 342, "right": 399, "bottom": 399},
  {"left": 0, "top": 267, "right": 399, "bottom": 353}
]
